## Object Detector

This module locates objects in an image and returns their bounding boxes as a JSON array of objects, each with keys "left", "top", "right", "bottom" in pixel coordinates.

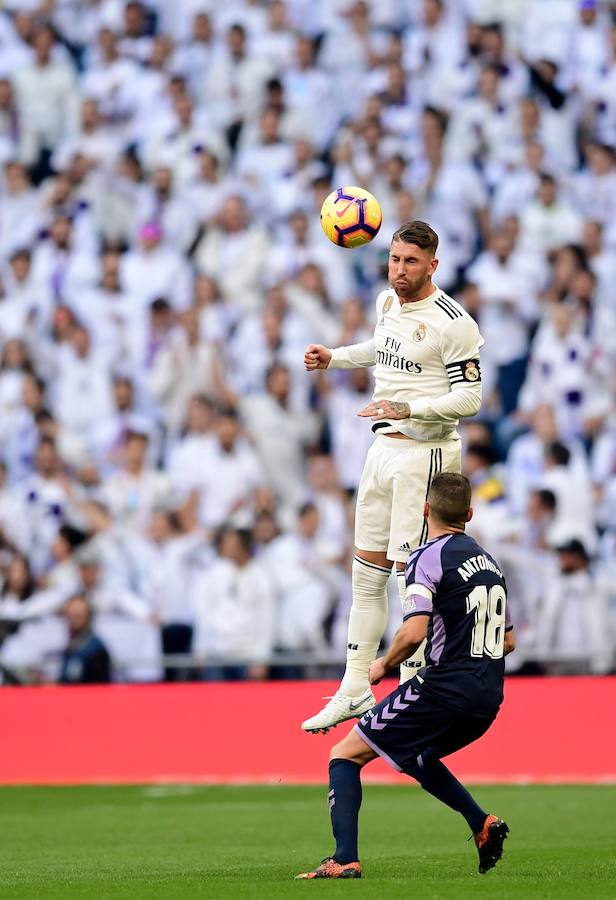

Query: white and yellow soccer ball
[{"left": 320, "top": 186, "right": 382, "bottom": 248}]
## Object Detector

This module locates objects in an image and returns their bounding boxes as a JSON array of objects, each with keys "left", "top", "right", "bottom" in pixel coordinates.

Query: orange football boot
[{"left": 295, "top": 857, "right": 362, "bottom": 879}]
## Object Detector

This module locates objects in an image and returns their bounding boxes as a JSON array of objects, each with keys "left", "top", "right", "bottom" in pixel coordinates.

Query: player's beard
[{"left": 392, "top": 269, "right": 432, "bottom": 302}]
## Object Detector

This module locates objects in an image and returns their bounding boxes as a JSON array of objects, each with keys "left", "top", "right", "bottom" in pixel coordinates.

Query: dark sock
[
  {"left": 411, "top": 757, "right": 487, "bottom": 834},
  {"left": 328, "top": 758, "right": 362, "bottom": 863}
]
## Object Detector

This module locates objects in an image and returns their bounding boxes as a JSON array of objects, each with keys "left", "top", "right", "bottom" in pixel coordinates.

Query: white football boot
[{"left": 301, "top": 689, "right": 376, "bottom": 734}]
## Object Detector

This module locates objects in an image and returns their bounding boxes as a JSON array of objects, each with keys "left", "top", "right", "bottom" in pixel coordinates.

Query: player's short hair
[
  {"left": 391, "top": 220, "right": 439, "bottom": 256},
  {"left": 428, "top": 473, "right": 471, "bottom": 525}
]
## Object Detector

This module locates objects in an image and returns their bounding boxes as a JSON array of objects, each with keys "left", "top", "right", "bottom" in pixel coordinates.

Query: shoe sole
[
  {"left": 301, "top": 709, "right": 372, "bottom": 734},
  {"left": 295, "top": 869, "right": 362, "bottom": 879},
  {"left": 478, "top": 821, "right": 509, "bottom": 874},
  {"left": 301, "top": 701, "right": 374, "bottom": 734}
]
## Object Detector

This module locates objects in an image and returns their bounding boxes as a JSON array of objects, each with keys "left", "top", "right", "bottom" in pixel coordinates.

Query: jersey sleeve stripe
[
  {"left": 435, "top": 296, "right": 462, "bottom": 319},
  {"left": 434, "top": 297, "right": 458, "bottom": 320},
  {"left": 439, "top": 295, "right": 463, "bottom": 317}
]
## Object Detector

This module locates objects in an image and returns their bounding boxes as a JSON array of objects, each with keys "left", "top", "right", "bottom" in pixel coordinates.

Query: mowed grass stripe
[{"left": 0, "top": 785, "right": 614, "bottom": 899}]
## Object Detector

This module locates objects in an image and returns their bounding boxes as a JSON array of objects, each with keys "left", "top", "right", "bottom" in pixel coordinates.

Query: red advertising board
[{"left": 1, "top": 677, "right": 614, "bottom": 784}]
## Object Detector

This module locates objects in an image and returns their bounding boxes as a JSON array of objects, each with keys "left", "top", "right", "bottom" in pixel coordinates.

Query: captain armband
[
  {"left": 446, "top": 358, "right": 481, "bottom": 387},
  {"left": 403, "top": 583, "right": 433, "bottom": 620}
]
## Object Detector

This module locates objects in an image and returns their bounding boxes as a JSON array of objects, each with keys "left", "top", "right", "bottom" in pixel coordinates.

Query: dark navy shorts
[{"left": 355, "top": 677, "right": 495, "bottom": 774}]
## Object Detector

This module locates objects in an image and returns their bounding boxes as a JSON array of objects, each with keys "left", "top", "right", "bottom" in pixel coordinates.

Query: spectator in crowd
[
  {"left": 0, "top": 0, "right": 613, "bottom": 681},
  {"left": 98, "top": 429, "right": 171, "bottom": 533},
  {"left": 59, "top": 593, "right": 111, "bottom": 685},
  {"left": 265, "top": 502, "right": 341, "bottom": 655},
  {"left": 535, "top": 540, "right": 614, "bottom": 674},
  {"left": 192, "top": 527, "right": 274, "bottom": 681},
  {"left": 149, "top": 306, "right": 222, "bottom": 434}
]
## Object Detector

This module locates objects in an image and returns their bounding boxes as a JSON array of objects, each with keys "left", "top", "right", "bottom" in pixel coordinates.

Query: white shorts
[{"left": 354, "top": 435, "right": 461, "bottom": 563}]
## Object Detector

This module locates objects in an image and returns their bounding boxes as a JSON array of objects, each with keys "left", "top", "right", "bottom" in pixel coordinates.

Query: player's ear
[
  {"left": 423, "top": 501, "right": 430, "bottom": 518},
  {"left": 430, "top": 256, "right": 439, "bottom": 275},
  {"left": 466, "top": 507, "right": 474, "bottom": 523}
]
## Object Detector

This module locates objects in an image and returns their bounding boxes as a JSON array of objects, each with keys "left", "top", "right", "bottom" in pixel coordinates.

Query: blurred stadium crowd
[{"left": 0, "top": 0, "right": 615, "bottom": 684}]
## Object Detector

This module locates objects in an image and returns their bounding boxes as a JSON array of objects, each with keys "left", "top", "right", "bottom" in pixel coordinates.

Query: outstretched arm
[{"left": 304, "top": 340, "right": 376, "bottom": 371}]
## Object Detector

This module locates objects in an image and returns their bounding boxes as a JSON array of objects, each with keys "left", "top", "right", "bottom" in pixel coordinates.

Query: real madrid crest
[
  {"left": 464, "top": 360, "right": 480, "bottom": 381},
  {"left": 412, "top": 323, "right": 427, "bottom": 343},
  {"left": 382, "top": 295, "right": 394, "bottom": 315}
]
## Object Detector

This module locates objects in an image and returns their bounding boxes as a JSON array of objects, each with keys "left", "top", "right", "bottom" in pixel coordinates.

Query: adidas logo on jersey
[{"left": 398, "top": 542, "right": 413, "bottom": 552}]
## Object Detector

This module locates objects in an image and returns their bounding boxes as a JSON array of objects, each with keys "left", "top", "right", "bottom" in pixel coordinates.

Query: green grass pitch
[{"left": 0, "top": 785, "right": 615, "bottom": 899}]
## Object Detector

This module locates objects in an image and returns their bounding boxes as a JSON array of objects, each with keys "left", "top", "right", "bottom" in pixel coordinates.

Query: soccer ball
[{"left": 320, "top": 186, "right": 382, "bottom": 248}]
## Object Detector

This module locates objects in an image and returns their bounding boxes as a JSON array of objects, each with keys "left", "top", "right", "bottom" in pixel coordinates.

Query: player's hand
[
  {"left": 304, "top": 344, "right": 332, "bottom": 371},
  {"left": 357, "top": 400, "right": 411, "bottom": 421},
  {"left": 368, "top": 658, "right": 387, "bottom": 685}
]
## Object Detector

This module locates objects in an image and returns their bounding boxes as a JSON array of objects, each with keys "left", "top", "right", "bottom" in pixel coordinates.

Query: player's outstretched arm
[
  {"left": 307, "top": 338, "right": 376, "bottom": 371},
  {"left": 304, "top": 344, "right": 332, "bottom": 371},
  {"left": 368, "top": 614, "right": 429, "bottom": 684}
]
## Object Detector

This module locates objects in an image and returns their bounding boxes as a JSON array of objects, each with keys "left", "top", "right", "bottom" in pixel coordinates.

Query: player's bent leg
[
  {"left": 295, "top": 732, "right": 375, "bottom": 880},
  {"left": 403, "top": 755, "right": 509, "bottom": 873},
  {"left": 301, "top": 548, "right": 389, "bottom": 734},
  {"left": 403, "top": 755, "right": 488, "bottom": 833}
]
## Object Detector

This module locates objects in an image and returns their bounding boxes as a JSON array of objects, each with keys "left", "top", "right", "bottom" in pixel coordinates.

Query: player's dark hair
[
  {"left": 391, "top": 220, "right": 439, "bottom": 256},
  {"left": 427, "top": 473, "right": 471, "bottom": 526}
]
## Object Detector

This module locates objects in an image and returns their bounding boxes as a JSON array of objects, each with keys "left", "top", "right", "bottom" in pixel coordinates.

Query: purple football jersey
[{"left": 404, "top": 532, "right": 512, "bottom": 715}]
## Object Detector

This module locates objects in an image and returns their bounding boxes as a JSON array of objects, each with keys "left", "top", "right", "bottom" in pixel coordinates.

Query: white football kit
[{"left": 328, "top": 285, "right": 484, "bottom": 563}]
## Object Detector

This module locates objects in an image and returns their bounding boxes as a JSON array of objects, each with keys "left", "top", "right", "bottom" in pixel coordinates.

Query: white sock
[
  {"left": 339, "top": 556, "right": 391, "bottom": 696},
  {"left": 397, "top": 568, "right": 426, "bottom": 684}
]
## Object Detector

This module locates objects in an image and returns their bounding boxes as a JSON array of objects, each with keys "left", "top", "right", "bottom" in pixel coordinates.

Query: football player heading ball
[{"left": 302, "top": 219, "right": 484, "bottom": 733}]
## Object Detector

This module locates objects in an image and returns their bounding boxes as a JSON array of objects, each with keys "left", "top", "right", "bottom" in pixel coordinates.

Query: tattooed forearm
[{"left": 389, "top": 401, "right": 410, "bottom": 418}]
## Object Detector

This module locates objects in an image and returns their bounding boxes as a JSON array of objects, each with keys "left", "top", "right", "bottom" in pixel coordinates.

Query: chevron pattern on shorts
[{"left": 370, "top": 683, "right": 419, "bottom": 730}]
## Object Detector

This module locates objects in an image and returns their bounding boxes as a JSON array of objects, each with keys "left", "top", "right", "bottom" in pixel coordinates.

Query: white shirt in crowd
[{"left": 192, "top": 556, "right": 275, "bottom": 663}]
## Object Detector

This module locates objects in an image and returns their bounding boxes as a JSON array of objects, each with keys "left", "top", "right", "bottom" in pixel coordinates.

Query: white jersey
[{"left": 328, "top": 286, "right": 484, "bottom": 442}]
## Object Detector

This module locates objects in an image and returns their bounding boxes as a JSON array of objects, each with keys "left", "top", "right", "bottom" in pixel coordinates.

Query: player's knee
[
  {"left": 329, "top": 738, "right": 352, "bottom": 762},
  {"left": 329, "top": 733, "right": 371, "bottom": 767}
]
